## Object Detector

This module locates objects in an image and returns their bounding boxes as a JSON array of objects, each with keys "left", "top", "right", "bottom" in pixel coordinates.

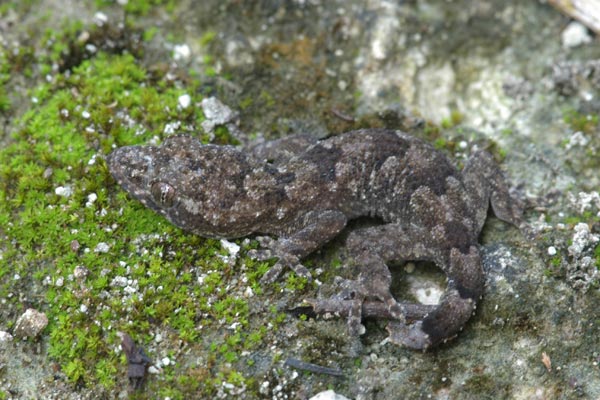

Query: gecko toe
[
  {"left": 291, "top": 264, "right": 312, "bottom": 281},
  {"left": 260, "top": 262, "right": 284, "bottom": 283},
  {"left": 387, "top": 321, "right": 431, "bottom": 350}
]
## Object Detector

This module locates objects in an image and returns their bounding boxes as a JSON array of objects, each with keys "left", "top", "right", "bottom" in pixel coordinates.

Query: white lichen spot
[
  {"left": 164, "top": 121, "right": 181, "bottom": 135},
  {"left": 565, "top": 131, "right": 589, "bottom": 150},
  {"left": 568, "top": 191, "right": 600, "bottom": 215},
  {"left": 86, "top": 193, "right": 98, "bottom": 208},
  {"left": 124, "top": 285, "right": 138, "bottom": 295},
  {"left": 370, "top": 15, "right": 399, "bottom": 60},
  {"left": 93, "top": 12, "right": 108, "bottom": 26},
  {"left": 173, "top": 44, "right": 191, "bottom": 61},
  {"left": 94, "top": 242, "right": 110, "bottom": 253},
  {"left": 568, "top": 223, "right": 599, "bottom": 258},
  {"left": 55, "top": 186, "right": 73, "bottom": 197},
  {"left": 85, "top": 43, "right": 97, "bottom": 53},
  {"left": 111, "top": 276, "right": 128, "bottom": 287},
  {"left": 561, "top": 21, "right": 592, "bottom": 48},
  {"left": 220, "top": 239, "right": 240, "bottom": 257},
  {"left": 0, "top": 331, "right": 13, "bottom": 342},
  {"left": 259, "top": 381, "right": 270, "bottom": 395},
  {"left": 200, "top": 96, "right": 237, "bottom": 134},
  {"left": 415, "top": 286, "right": 443, "bottom": 305},
  {"left": 178, "top": 93, "right": 191, "bottom": 109},
  {"left": 73, "top": 265, "right": 89, "bottom": 280},
  {"left": 228, "top": 322, "right": 241, "bottom": 330},
  {"left": 148, "top": 365, "right": 161, "bottom": 374}
]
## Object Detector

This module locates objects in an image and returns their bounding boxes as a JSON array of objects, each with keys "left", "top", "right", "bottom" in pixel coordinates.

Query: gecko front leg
[{"left": 251, "top": 210, "right": 348, "bottom": 283}]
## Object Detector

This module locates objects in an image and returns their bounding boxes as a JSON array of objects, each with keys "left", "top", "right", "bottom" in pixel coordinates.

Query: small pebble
[
  {"left": 55, "top": 186, "right": 73, "bottom": 197},
  {"left": 173, "top": 44, "right": 191, "bottom": 61},
  {"left": 309, "top": 390, "right": 350, "bottom": 400},
  {"left": 0, "top": 331, "right": 13, "bottom": 342},
  {"left": 73, "top": 265, "right": 89, "bottom": 279},
  {"left": 94, "top": 242, "right": 110, "bottom": 253},
  {"left": 178, "top": 94, "right": 191, "bottom": 109},
  {"left": 561, "top": 21, "right": 592, "bottom": 48},
  {"left": 14, "top": 309, "right": 48, "bottom": 338}
]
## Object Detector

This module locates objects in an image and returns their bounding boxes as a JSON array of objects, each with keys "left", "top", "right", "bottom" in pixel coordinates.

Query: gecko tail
[
  {"left": 387, "top": 247, "right": 482, "bottom": 350},
  {"left": 386, "top": 291, "right": 476, "bottom": 350}
]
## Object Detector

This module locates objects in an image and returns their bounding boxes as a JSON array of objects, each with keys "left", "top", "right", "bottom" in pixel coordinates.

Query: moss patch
[{"left": 0, "top": 51, "right": 274, "bottom": 396}]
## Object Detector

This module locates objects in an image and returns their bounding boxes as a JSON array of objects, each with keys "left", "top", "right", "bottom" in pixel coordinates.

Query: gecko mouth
[
  {"left": 106, "top": 146, "right": 160, "bottom": 210},
  {"left": 107, "top": 146, "right": 154, "bottom": 187}
]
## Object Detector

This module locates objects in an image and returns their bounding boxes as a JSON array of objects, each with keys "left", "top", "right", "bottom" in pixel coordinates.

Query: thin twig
[
  {"left": 284, "top": 357, "right": 344, "bottom": 377},
  {"left": 331, "top": 108, "right": 356, "bottom": 122},
  {"left": 307, "top": 299, "right": 436, "bottom": 321}
]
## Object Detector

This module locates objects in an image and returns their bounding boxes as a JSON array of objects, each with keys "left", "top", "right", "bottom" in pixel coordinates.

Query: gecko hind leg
[
  {"left": 319, "top": 223, "right": 437, "bottom": 337},
  {"left": 386, "top": 246, "right": 483, "bottom": 349},
  {"left": 345, "top": 252, "right": 406, "bottom": 336}
]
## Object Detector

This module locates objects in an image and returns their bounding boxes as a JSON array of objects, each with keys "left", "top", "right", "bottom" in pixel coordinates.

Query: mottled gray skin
[{"left": 107, "top": 129, "right": 522, "bottom": 349}]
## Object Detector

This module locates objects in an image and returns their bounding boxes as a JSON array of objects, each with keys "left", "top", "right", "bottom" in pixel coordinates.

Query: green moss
[
  {"left": 440, "top": 110, "right": 464, "bottom": 129},
  {"left": 433, "top": 137, "right": 448, "bottom": 150},
  {"left": 500, "top": 128, "right": 513, "bottom": 137},
  {"left": 550, "top": 255, "right": 561, "bottom": 266},
  {"left": 0, "top": 50, "right": 266, "bottom": 395},
  {"left": 284, "top": 272, "right": 309, "bottom": 291},
  {"left": 422, "top": 122, "right": 442, "bottom": 140},
  {"left": 94, "top": 0, "right": 175, "bottom": 15},
  {"left": 142, "top": 26, "right": 159, "bottom": 42},
  {"left": 563, "top": 211, "right": 596, "bottom": 227},
  {"left": 0, "top": 0, "right": 37, "bottom": 15},
  {"left": 199, "top": 31, "right": 217, "bottom": 47},
  {"left": 563, "top": 109, "right": 598, "bottom": 134},
  {"left": 259, "top": 90, "right": 276, "bottom": 108},
  {"left": 0, "top": 52, "right": 11, "bottom": 112},
  {"left": 462, "top": 373, "right": 510, "bottom": 398},
  {"left": 239, "top": 96, "right": 254, "bottom": 110}
]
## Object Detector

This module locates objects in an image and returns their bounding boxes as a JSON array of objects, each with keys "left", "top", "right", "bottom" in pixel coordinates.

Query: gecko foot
[
  {"left": 386, "top": 321, "right": 432, "bottom": 350},
  {"left": 259, "top": 261, "right": 311, "bottom": 284}
]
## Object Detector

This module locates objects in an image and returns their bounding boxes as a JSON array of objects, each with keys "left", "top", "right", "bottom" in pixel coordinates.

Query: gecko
[{"left": 107, "top": 128, "right": 522, "bottom": 349}]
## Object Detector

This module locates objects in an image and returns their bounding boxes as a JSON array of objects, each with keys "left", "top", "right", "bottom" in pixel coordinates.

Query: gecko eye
[{"left": 150, "top": 181, "right": 176, "bottom": 208}]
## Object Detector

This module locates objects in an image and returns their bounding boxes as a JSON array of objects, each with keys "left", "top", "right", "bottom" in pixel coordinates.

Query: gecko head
[{"left": 107, "top": 135, "right": 256, "bottom": 238}]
